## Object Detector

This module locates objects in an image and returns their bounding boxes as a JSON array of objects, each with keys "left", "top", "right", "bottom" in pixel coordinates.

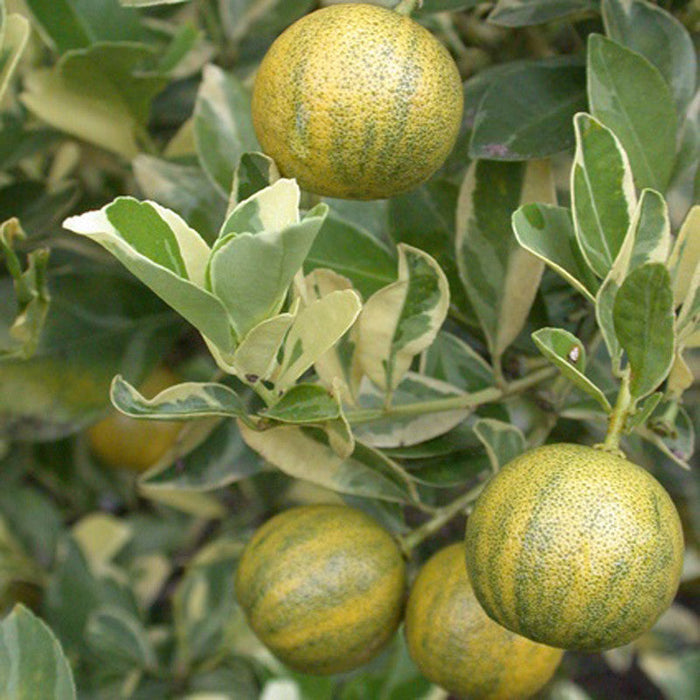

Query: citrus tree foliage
[{"left": 0, "top": 0, "right": 698, "bottom": 698}]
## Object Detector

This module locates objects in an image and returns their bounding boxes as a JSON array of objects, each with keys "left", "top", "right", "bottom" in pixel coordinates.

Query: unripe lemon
[
  {"left": 87, "top": 366, "right": 181, "bottom": 472},
  {"left": 251, "top": 3, "right": 464, "bottom": 200},
  {"left": 465, "top": 443, "right": 684, "bottom": 651},
  {"left": 235, "top": 504, "right": 406, "bottom": 675},
  {"left": 405, "top": 543, "right": 563, "bottom": 699}
]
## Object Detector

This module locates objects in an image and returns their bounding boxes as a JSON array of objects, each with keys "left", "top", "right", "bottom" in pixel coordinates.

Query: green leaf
[
  {"left": 21, "top": 43, "right": 166, "bottom": 158},
  {"left": 261, "top": 384, "right": 341, "bottom": 424},
  {"left": 512, "top": 203, "right": 599, "bottom": 300},
  {"left": 532, "top": 327, "right": 612, "bottom": 412},
  {"left": 457, "top": 159, "right": 553, "bottom": 362},
  {"left": 63, "top": 198, "right": 236, "bottom": 354},
  {"left": 613, "top": 263, "right": 675, "bottom": 400},
  {"left": 473, "top": 418, "right": 526, "bottom": 472},
  {"left": 132, "top": 156, "right": 227, "bottom": 244},
  {"left": 587, "top": 34, "right": 677, "bottom": 193},
  {"left": 239, "top": 423, "right": 417, "bottom": 504},
  {"left": 85, "top": 606, "right": 157, "bottom": 672},
  {"left": 193, "top": 64, "right": 259, "bottom": 196},
  {"left": 419, "top": 0, "right": 479, "bottom": 13},
  {"left": 358, "top": 244, "right": 450, "bottom": 392},
  {"left": 110, "top": 376, "right": 249, "bottom": 421},
  {"left": 0, "top": 606, "right": 76, "bottom": 700},
  {"left": 140, "top": 418, "right": 263, "bottom": 491},
  {"left": 219, "top": 0, "right": 315, "bottom": 43},
  {"left": 24, "top": 0, "right": 152, "bottom": 51},
  {"left": 469, "top": 58, "right": 586, "bottom": 160},
  {"left": 306, "top": 214, "right": 396, "bottom": 299},
  {"left": 122, "top": 0, "right": 189, "bottom": 6},
  {"left": 0, "top": 219, "right": 51, "bottom": 360},
  {"left": 207, "top": 203, "right": 327, "bottom": 339},
  {"left": 423, "top": 331, "right": 495, "bottom": 392},
  {"left": 172, "top": 539, "right": 242, "bottom": 669},
  {"left": 488, "top": 0, "right": 598, "bottom": 26},
  {"left": 0, "top": 265, "right": 180, "bottom": 441},
  {"left": 353, "top": 373, "right": 471, "bottom": 449},
  {"left": 602, "top": 0, "right": 697, "bottom": 114},
  {"left": 0, "top": 12, "right": 29, "bottom": 103},
  {"left": 571, "top": 113, "right": 637, "bottom": 278},
  {"left": 275, "top": 288, "right": 362, "bottom": 393}
]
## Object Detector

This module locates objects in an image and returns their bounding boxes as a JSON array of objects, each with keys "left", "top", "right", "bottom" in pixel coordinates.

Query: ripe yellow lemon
[
  {"left": 251, "top": 3, "right": 464, "bottom": 200},
  {"left": 405, "top": 543, "right": 563, "bottom": 699},
  {"left": 235, "top": 504, "right": 406, "bottom": 675},
  {"left": 465, "top": 443, "right": 684, "bottom": 651},
  {"left": 87, "top": 366, "right": 181, "bottom": 472}
]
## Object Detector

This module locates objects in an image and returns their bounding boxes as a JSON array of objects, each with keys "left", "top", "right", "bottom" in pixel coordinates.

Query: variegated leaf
[
  {"left": 238, "top": 422, "right": 415, "bottom": 503},
  {"left": 596, "top": 189, "right": 671, "bottom": 372},
  {"left": 457, "top": 159, "right": 553, "bottom": 363},
  {"left": 206, "top": 203, "right": 328, "bottom": 338},
  {"left": 274, "top": 289, "right": 362, "bottom": 394},
  {"left": 353, "top": 372, "right": 470, "bottom": 448},
  {"left": 63, "top": 198, "right": 235, "bottom": 353},
  {"left": 571, "top": 113, "right": 637, "bottom": 279},
  {"left": 512, "top": 203, "right": 599, "bottom": 301},
  {"left": 668, "top": 206, "right": 700, "bottom": 308},
  {"left": 260, "top": 383, "right": 340, "bottom": 424},
  {"left": 533, "top": 327, "right": 612, "bottom": 412},
  {"left": 229, "top": 151, "right": 280, "bottom": 211},
  {"left": 295, "top": 268, "right": 363, "bottom": 403},
  {"left": 110, "top": 376, "right": 249, "bottom": 421},
  {"left": 219, "top": 177, "right": 299, "bottom": 239},
  {"left": 358, "top": 244, "right": 449, "bottom": 392}
]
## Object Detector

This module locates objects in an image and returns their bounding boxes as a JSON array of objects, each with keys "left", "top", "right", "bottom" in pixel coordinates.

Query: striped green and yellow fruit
[
  {"left": 465, "top": 443, "right": 684, "bottom": 651},
  {"left": 405, "top": 543, "right": 562, "bottom": 699},
  {"left": 234, "top": 504, "right": 406, "bottom": 675},
  {"left": 251, "top": 3, "right": 464, "bottom": 200}
]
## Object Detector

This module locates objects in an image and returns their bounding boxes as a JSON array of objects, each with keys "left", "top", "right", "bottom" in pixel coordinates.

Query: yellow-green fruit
[
  {"left": 251, "top": 3, "right": 464, "bottom": 200},
  {"left": 405, "top": 544, "right": 562, "bottom": 700},
  {"left": 465, "top": 443, "right": 684, "bottom": 651},
  {"left": 235, "top": 504, "right": 406, "bottom": 675},
  {"left": 87, "top": 366, "right": 181, "bottom": 472}
]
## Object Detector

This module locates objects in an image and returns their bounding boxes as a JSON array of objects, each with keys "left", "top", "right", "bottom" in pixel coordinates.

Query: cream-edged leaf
[
  {"left": 63, "top": 199, "right": 235, "bottom": 353},
  {"left": 353, "top": 372, "right": 470, "bottom": 448},
  {"left": 207, "top": 203, "right": 328, "bottom": 338},
  {"left": 571, "top": 113, "right": 637, "bottom": 278},
  {"left": 275, "top": 289, "right": 362, "bottom": 393},
  {"left": 239, "top": 422, "right": 414, "bottom": 503},
  {"left": 358, "top": 244, "right": 449, "bottom": 392},
  {"left": 219, "top": 177, "right": 299, "bottom": 238},
  {"left": 110, "top": 376, "right": 249, "bottom": 421}
]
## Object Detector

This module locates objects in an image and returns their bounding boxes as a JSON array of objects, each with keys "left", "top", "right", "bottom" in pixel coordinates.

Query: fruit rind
[
  {"left": 235, "top": 504, "right": 406, "bottom": 675},
  {"left": 465, "top": 443, "right": 684, "bottom": 651}
]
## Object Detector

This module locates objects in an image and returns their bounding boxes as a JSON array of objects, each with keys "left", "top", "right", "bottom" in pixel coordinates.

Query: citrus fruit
[
  {"left": 465, "top": 443, "right": 684, "bottom": 651},
  {"left": 87, "top": 366, "right": 181, "bottom": 472},
  {"left": 405, "top": 543, "right": 563, "bottom": 699},
  {"left": 251, "top": 3, "right": 464, "bottom": 200},
  {"left": 234, "top": 504, "right": 406, "bottom": 674}
]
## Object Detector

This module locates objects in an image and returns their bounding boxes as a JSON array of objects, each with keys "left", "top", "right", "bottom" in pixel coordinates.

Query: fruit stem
[
  {"left": 394, "top": 0, "right": 422, "bottom": 16},
  {"left": 401, "top": 482, "right": 485, "bottom": 553},
  {"left": 600, "top": 368, "right": 634, "bottom": 454},
  {"left": 345, "top": 365, "right": 556, "bottom": 425}
]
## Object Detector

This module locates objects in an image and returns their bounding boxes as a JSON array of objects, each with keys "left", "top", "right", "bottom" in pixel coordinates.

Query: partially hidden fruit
[
  {"left": 251, "top": 3, "right": 464, "bottom": 200},
  {"left": 87, "top": 366, "right": 181, "bottom": 472},
  {"left": 465, "top": 443, "right": 684, "bottom": 651},
  {"left": 405, "top": 543, "right": 562, "bottom": 700},
  {"left": 235, "top": 504, "right": 406, "bottom": 674}
]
